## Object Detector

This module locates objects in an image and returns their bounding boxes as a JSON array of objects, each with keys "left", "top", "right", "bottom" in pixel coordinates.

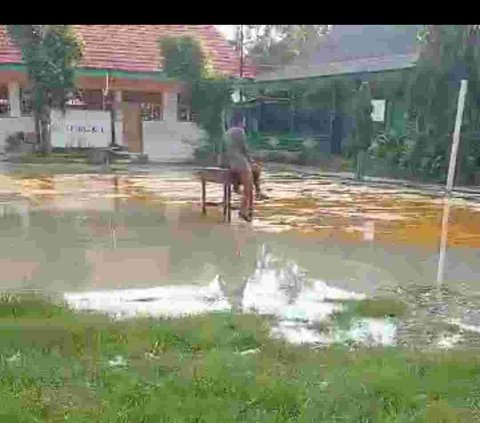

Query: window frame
[
  {"left": 20, "top": 87, "right": 33, "bottom": 116},
  {"left": 0, "top": 85, "right": 10, "bottom": 118}
]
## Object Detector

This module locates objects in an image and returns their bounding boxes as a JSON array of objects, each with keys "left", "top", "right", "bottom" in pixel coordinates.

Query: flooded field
[{"left": 1, "top": 164, "right": 480, "bottom": 349}]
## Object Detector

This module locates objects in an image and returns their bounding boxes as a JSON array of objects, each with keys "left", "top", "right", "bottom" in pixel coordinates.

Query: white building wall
[
  {"left": 8, "top": 82, "right": 21, "bottom": 118},
  {"left": 1, "top": 110, "right": 113, "bottom": 152},
  {"left": 0, "top": 85, "right": 203, "bottom": 160},
  {"left": 142, "top": 91, "right": 203, "bottom": 162},
  {"left": 113, "top": 91, "right": 123, "bottom": 147},
  {"left": 142, "top": 120, "right": 203, "bottom": 162},
  {"left": 51, "top": 109, "right": 112, "bottom": 148},
  {"left": 0, "top": 82, "right": 34, "bottom": 153}
]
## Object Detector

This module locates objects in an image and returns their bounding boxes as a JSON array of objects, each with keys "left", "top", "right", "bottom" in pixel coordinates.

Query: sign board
[
  {"left": 371, "top": 99, "right": 386, "bottom": 122},
  {"left": 51, "top": 109, "right": 111, "bottom": 148},
  {"left": 231, "top": 90, "right": 241, "bottom": 103}
]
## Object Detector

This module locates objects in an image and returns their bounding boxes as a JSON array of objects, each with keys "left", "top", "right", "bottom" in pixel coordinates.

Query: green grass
[
  {"left": 8, "top": 152, "right": 89, "bottom": 164},
  {"left": 354, "top": 298, "right": 409, "bottom": 319},
  {"left": 0, "top": 294, "right": 479, "bottom": 422},
  {"left": 331, "top": 298, "right": 409, "bottom": 330}
]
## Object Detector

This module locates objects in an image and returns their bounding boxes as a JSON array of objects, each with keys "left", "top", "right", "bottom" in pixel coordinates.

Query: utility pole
[
  {"left": 239, "top": 25, "right": 244, "bottom": 105},
  {"left": 446, "top": 79, "right": 468, "bottom": 193},
  {"left": 239, "top": 24, "right": 244, "bottom": 79}
]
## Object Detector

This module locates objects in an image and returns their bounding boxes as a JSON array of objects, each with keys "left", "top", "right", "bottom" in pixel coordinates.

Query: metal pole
[
  {"left": 446, "top": 79, "right": 468, "bottom": 193},
  {"left": 239, "top": 25, "right": 244, "bottom": 106},
  {"left": 239, "top": 25, "right": 244, "bottom": 79}
]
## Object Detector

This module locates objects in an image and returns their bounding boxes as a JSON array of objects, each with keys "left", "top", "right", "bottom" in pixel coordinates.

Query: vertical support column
[
  {"left": 8, "top": 82, "right": 20, "bottom": 118},
  {"left": 114, "top": 91, "right": 122, "bottom": 118},
  {"left": 113, "top": 90, "right": 122, "bottom": 146},
  {"left": 163, "top": 90, "right": 178, "bottom": 124}
]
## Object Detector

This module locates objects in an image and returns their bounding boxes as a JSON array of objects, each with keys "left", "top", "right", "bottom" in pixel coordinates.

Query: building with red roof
[{"left": 0, "top": 25, "right": 254, "bottom": 160}]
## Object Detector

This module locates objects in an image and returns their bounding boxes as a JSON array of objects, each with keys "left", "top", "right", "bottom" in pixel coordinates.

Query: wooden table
[{"left": 194, "top": 167, "right": 233, "bottom": 222}]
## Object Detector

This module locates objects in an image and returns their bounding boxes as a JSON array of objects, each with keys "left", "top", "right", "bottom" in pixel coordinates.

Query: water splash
[
  {"left": 64, "top": 277, "right": 231, "bottom": 319},
  {"left": 242, "top": 245, "right": 396, "bottom": 346}
]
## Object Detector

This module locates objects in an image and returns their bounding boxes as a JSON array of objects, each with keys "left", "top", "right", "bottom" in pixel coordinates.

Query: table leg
[
  {"left": 201, "top": 178, "right": 206, "bottom": 214},
  {"left": 227, "top": 183, "right": 232, "bottom": 222},
  {"left": 249, "top": 184, "right": 253, "bottom": 220},
  {"left": 223, "top": 183, "right": 227, "bottom": 221}
]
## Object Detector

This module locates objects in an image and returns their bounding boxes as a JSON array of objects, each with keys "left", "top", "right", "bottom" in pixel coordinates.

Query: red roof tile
[{"left": 0, "top": 25, "right": 256, "bottom": 78}]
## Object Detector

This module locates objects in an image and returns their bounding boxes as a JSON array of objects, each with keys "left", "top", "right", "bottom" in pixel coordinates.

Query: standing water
[{"left": 2, "top": 166, "right": 480, "bottom": 348}]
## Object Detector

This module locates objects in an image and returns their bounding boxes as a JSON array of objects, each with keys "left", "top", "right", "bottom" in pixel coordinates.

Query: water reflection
[
  {"left": 2, "top": 172, "right": 480, "bottom": 347},
  {"left": 436, "top": 197, "right": 451, "bottom": 286}
]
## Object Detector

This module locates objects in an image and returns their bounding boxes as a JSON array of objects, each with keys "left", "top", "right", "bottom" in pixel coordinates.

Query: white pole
[{"left": 446, "top": 79, "right": 468, "bottom": 193}]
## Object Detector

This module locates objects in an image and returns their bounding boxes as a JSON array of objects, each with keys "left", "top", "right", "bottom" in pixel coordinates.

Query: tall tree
[
  {"left": 237, "top": 25, "right": 330, "bottom": 71},
  {"left": 159, "top": 35, "right": 232, "bottom": 164},
  {"left": 407, "top": 25, "right": 480, "bottom": 181},
  {"left": 7, "top": 25, "right": 84, "bottom": 155}
]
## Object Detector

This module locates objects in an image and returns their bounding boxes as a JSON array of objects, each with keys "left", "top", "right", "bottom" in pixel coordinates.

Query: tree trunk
[
  {"left": 216, "top": 135, "right": 222, "bottom": 167},
  {"left": 33, "top": 111, "right": 41, "bottom": 152},
  {"left": 356, "top": 149, "right": 366, "bottom": 180},
  {"left": 39, "top": 108, "right": 52, "bottom": 156},
  {"left": 110, "top": 108, "right": 116, "bottom": 146},
  {"left": 218, "top": 110, "right": 227, "bottom": 166}
]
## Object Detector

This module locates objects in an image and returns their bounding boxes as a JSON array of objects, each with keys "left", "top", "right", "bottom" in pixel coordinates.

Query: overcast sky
[{"left": 215, "top": 25, "right": 236, "bottom": 41}]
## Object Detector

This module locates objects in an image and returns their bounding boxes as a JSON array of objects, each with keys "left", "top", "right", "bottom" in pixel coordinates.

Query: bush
[
  {"left": 367, "top": 125, "right": 449, "bottom": 180},
  {"left": 246, "top": 133, "right": 305, "bottom": 152},
  {"left": 298, "top": 146, "right": 324, "bottom": 165},
  {"left": 5, "top": 132, "right": 24, "bottom": 153},
  {"left": 368, "top": 130, "right": 407, "bottom": 166},
  {"left": 193, "top": 143, "right": 217, "bottom": 166}
]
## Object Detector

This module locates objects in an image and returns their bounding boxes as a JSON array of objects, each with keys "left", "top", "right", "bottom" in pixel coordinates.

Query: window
[
  {"left": 123, "top": 91, "right": 163, "bottom": 121},
  {"left": 83, "top": 90, "right": 103, "bottom": 110},
  {"left": 371, "top": 99, "right": 386, "bottom": 123},
  {"left": 20, "top": 88, "right": 33, "bottom": 116},
  {"left": 66, "top": 89, "right": 104, "bottom": 110},
  {"left": 177, "top": 93, "right": 192, "bottom": 122},
  {"left": 66, "top": 90, "right": 87, "bottom": 109},
  {"left": 140, "top": 103, "right": 162, "bottom": 121},
  {"left": 0, "top": 85, "right": 9, "bottom": 117}
]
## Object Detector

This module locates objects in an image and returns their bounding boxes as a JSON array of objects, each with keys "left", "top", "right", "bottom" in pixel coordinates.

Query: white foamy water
[
  {"left": 334, "top": 318, "right": 397, "bottom": 346},
  {"left": 437, "top": 333, "right": 463, "bottom": 349},
  {"left": 64, "top": 245, "right": 398, "bottom": 347},
  {"left": 64, "top": 277, "right": 231, "bottom": 319},
  {"left": 449, "top": 319, "right": 480, "bottom": 334},
  {"left": 242, "top": 245, "right": 396, "bottom": 346}
]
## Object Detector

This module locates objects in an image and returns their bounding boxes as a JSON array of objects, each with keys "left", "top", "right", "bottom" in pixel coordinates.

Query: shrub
[{"left": 5, "top": 132, "right": 24, "bottom": 152}]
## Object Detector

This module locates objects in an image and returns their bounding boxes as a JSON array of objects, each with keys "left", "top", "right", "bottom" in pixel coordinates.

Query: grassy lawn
[
  {"left": 7, "top": 152, "right": 90, "bottom": 164},
  {"left": 0, "top": 294, "right": 479, "bottom": 422}
]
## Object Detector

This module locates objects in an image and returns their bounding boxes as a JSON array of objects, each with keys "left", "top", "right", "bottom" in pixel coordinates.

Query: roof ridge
[{"left": 0, "top": 25, "right": 257, "bottom": 78}]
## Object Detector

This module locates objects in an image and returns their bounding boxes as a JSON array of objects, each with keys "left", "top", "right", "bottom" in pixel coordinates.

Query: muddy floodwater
[{"left": 2, "top": 164, "right": 480, "bottom": 349}]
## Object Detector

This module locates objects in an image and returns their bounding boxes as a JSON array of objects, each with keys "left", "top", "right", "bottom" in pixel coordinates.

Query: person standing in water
[
  {"left": 223, "top": 112, "right": 254, "bottom": 222},
  {"left": 232, "top": 160, "right": 269, "bottom": 201}
]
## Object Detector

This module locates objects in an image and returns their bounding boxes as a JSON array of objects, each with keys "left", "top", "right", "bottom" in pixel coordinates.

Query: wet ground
[{"left": 2, "top": 162, "right": 480, "bottom": 350}]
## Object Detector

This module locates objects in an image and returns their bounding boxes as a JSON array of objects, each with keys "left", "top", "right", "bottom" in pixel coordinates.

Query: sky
[{"left": 215, "top": 25, "right": 236, "bottom": 41}]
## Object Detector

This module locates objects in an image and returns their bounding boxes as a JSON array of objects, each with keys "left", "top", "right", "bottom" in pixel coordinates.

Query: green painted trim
[
  {"left": 76, "top": 68, "right": 173, "bottom": 81},
  {"left": 251, "top": 67, "right": 415, "bottom": 84},
  {"left": 0, "top": 63, "right": 174, "bottom": 81},
  {"left": 110, "top": 70, "right": 170, "bottom": 81},
  {"left": 0, "top": 63, "right": 26, "bottom": 71}
]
